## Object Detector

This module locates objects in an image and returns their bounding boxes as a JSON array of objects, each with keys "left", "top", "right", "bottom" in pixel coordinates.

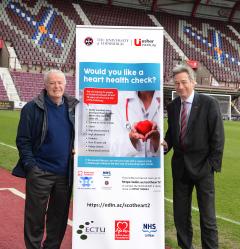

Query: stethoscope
[
  {"left": 125, "top": 97, "right": 160, "bottom": 131},
  {"left": 125, "top": 98, "right": 131, "bottom": 130}
]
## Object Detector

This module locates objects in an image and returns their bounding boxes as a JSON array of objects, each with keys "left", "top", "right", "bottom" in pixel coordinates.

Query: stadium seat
[{"left": 0, "top": 77, "right": 9, "bottom": 101}]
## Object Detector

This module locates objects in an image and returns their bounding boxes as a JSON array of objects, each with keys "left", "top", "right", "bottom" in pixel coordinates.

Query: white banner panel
[{"left": 73, "top": 26, "right": 164, "bottom": 249}]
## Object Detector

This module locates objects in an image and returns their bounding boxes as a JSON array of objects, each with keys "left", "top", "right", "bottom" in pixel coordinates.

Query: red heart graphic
[
  {"left": 136, "top": 120, "right": 153, "bottom": 135},
  {"left": 117, "top": 221, "right": 128, "bottom": 231}
]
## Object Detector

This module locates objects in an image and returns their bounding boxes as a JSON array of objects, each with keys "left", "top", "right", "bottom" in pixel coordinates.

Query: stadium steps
[
  {"left": 7, "top": 46, "right": 22, "bottom": 71},
  {"left": 72, "top": 3, "right": 91, "bottom": 25},
  {"left": 227, "top": 25, "right": 240, "bottom": 40},
  {"left": 0, "top": 76, "right": 8, "bottom": 101},
  {"left": 148, "top": 14, "right": 187, "bottom": 64},
  {"left": 164, "top": 31, "right": 187, "bottom": 61},
  {"left": 231, "top": 102, "right": 240, "bottom": 115},
  {"left": 0, "top": 68, "right": 20, "bottom": 102},
  {"left": 148, "top": 14, "right": 163, "bottom": 27}
]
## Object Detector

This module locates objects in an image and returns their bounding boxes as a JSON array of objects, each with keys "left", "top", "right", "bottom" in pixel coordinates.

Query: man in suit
[{"left": 163, "top": 64, "right": 224, "bottom": 249}]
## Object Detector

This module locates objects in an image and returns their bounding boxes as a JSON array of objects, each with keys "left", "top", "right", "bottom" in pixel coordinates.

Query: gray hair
[
  {"left": 44, "top": 69, "right": 66, "bottom": 85},
  {"left": 172, "top": 64, "right": 196, "bottom": 82}
]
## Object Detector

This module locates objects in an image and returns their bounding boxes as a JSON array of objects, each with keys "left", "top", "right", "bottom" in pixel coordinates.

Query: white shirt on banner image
[{"left": 110, "top": 90, "right": 160, "bottom": 157}]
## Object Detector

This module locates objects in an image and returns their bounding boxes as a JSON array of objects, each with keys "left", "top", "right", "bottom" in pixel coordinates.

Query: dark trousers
[
  {"left": 24, "top": 166, "right": 71, "bottom": 249},
  {"left": 173, "top": 171, "right": 218, "bottom": 249}
]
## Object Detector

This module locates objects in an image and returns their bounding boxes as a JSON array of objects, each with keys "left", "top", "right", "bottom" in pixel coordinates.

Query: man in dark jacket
[
  {"left": 12, "top": 69, "right": 78, "bottom": 249},
  {"left": 162, "top": 65, "right": 224, "bottom": 249}
]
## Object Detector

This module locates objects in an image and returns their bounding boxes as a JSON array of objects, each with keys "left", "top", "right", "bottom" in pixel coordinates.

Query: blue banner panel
[
  {"left": 78, "top": 156, "right": 160, "bottom": 168},
  {"left": 79, "top": 62, "right": 160, "bottom": 91}
]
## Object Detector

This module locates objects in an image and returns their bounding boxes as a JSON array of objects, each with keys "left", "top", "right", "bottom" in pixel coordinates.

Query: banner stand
[{"left": 73, "top": 25, "right": 164, "bottom": 249}]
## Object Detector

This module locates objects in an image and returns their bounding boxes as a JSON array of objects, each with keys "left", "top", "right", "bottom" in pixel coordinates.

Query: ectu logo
[
  {"left": 76, "top": 220, "right": 105, "bottom": 240},
  {"left": 84, "top": 37, "right": 93, "bottom": 46},
  {"left": 115, "top": 220, "right": 130, "bottom": 240},
  {"left": 80, "top": 176, "right": 93, "bottom": 187},
  {"left": 134, "top": 38, "right": 142, "bottom": 46}
]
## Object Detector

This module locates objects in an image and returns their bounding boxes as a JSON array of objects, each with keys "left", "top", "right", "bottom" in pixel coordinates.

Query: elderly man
[
  {"left": 163, "top": 65, "right": 224, "bottom": 249},
  {"left": 12, "top": 69, "right": 78, "bottom": 249}
]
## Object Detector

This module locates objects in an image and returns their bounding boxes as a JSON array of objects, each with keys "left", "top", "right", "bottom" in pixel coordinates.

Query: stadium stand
[
  {"left": 0, "top": 0, "right": 239, "bottom": 117},
  {"left": 10, "top": 71, "right": 75, "bottom": 102},
  {"left": 80, "top": 1, "right": 154, "bottom": 26},
  {"left": 0, "top": 0, "right": 82, "bottom": 72},
  {"left": 0, "top": 1, "right": 240, "bottom": 248},
  {"left": 0, "top": 76, "right": 8, "bottom": 101},
  {"left": 155, "top": 12, "right": 240, "bottom": 86},
  {"left": 163, "top": 39, "right": 182, "bottom": 83}
]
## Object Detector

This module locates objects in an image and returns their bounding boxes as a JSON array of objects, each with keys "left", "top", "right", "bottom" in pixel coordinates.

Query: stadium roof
[{"left": 83, "top": 0, "right": 240, "bottom": 23}]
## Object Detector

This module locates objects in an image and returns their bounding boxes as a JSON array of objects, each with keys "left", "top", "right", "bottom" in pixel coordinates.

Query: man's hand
[{"left": 161, "top": 140, "right": 168, "bottom": 153}]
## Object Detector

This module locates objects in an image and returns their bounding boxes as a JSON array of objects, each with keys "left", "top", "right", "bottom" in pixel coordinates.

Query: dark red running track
[
  {"left": 0, "top": 167, "right": 172, "bottom": 249},
  {"left": 0, "top": 167, "right": 72, "bottom": 249}
]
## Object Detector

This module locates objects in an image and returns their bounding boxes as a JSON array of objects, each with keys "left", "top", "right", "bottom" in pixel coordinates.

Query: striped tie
[{"left": 180, "top": 101, "right": 187, "bottom": 146}]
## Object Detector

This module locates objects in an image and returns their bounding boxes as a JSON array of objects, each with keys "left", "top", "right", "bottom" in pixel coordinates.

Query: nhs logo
[
  {"left": 102, "top": 171, "right": 111, "bottom": 177},
  {"left": 142, "top": 223, "right": 157, "bottom": 237}
]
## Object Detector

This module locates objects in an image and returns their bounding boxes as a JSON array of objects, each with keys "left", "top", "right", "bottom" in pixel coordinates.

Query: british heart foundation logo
[{"left": 115, "top": 220, "right": 130, "bottom": 240}]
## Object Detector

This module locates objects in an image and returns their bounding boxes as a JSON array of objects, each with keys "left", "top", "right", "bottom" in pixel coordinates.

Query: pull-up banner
[{"left": 73, "top": 26, "right": 164, "bottom": 249}]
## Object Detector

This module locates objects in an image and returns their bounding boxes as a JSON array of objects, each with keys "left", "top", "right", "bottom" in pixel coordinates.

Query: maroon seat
[
  {"left": 155, "top": 12, "right": 240, "bottom": 85},
  {"left": 0, "top": 77, "right": 9, "bottom": 101},
  {"left": 10, "top": 71, "right": 75, "bottom": 102}
]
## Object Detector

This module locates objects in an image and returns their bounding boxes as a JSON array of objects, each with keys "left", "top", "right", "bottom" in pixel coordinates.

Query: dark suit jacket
[{"left": 165, "top": 92, "right": 224, "bottom": 180}]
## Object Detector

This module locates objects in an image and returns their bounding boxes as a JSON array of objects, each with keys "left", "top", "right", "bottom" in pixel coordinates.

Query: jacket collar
[{"left": 34, "top": 89, "right": 79, "bottom": 110}]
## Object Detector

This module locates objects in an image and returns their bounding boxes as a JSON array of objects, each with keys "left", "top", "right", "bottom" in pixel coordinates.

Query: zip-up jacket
[{"left": 12, "top": 89, "right": 79, "bottom": 183}]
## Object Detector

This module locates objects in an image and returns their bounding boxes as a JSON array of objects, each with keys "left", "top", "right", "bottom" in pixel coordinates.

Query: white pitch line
[
  {"left": 0, "top": 188, "right": 239, "bottom": 226},
  {"left": 0, "top": 187, "right": 25, "bottom": 199},
  {"left": 0, "top": 142, "right": 72, "bottom": 224},
  {"left": 0, "top": 142, "right": 17, "bottom": 150},
  {"left": 0, "top": 145, "right": 239, "bottom": 228},
  {"left": 0, "top": 187, "right": 73, "bottom": 226},
  {"left": 165, "top": 197, "right": 240, "bottom": 226}
]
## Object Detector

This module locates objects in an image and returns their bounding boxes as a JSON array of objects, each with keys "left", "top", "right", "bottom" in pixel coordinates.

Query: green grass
[
  {"left": 0, "top": 110, "right": 20, "bottom": 170},
  {"left": 0, "top": 110, "right": 240, "bottom": 248},
  {"left": 164, "top": 120, "right": 240, "bottom": 249}
]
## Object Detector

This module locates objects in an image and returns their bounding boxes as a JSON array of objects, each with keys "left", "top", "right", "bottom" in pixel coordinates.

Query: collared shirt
[
  {"left": 110, "top": 90, "right": 160, "bottom": 157},
  {"left": 134, "top": 91, "right": 160, "bottom": 121},
  {"left": 180, "top": 90, "right": 194, "bottom": 125},
  {"left": 46, "top": 94, "right": 64, "bottom": 106}
]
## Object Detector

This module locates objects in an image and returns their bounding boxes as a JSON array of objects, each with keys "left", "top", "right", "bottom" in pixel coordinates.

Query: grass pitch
[{"left": 0, "top": 110, "right": 239, "bottom": 248}]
